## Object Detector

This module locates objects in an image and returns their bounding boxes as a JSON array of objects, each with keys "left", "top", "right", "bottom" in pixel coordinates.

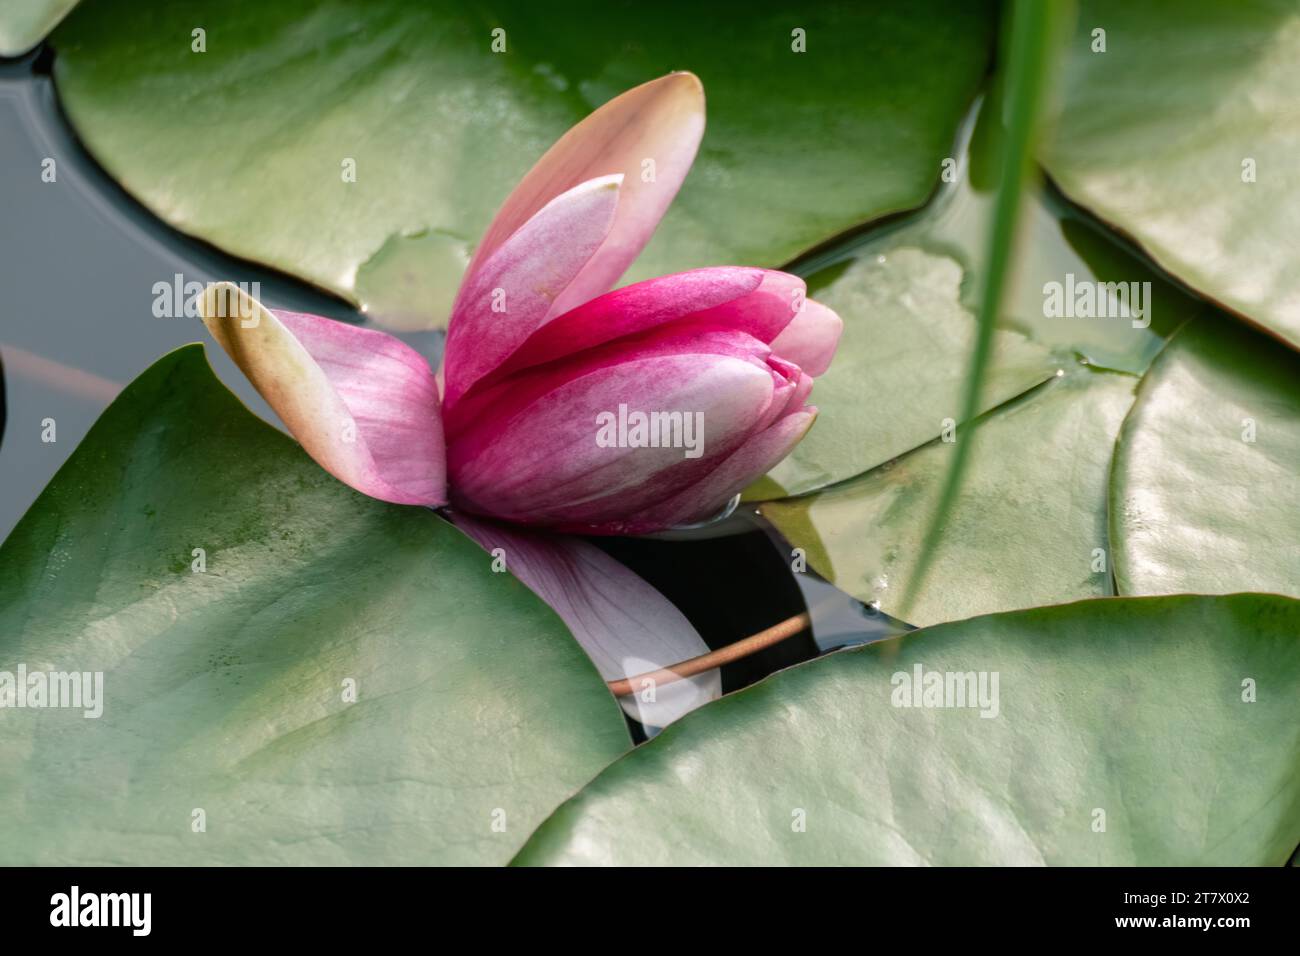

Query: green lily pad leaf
[
  {"left": 749, "top": 89, "right": 1208, "bottom": 502},
  {"left": 763, "top": 367, "right": 1138, "bottom": 627},
  {"left": 1112, "top": 319, "right": 1300, "bottom": 598},
  {"left": 813, "top": 90, "right": 1203, "bottom": 378},
  {"left": 50, "top": 0, "right": 995, "bottom": 329},
  {"left": 1003, "top": 188, "right": 1205, "bottom": 373},
  {"left": 0, "top": 345, "right": 629, "bottom": 865},
  {"left": 0, "top": 0, "right": 79, "bottom": 56},
  {"left": 515, "top": 594, "right": 1300, "bottom": 866},
  {"left": 1040, "top": 0, "right": 1300, "bottom": 350},
  {"left": 750, "top": 248, "right": 1059, "bottom": 499}
]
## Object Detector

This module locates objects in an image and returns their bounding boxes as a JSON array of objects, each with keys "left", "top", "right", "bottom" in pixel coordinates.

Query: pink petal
[
  {"left": 752, "top": 357, "right": 804, "bottom": 432},
  {"left": 466, "top": 72, "right": 705, "bottom": 321},
  {"left": 444, "top": 321, "right": 782, "bottom": 442},
  {"left": 780, "top": 370, "right": 816, "bottom": 418},
  {"left": 631, "top": 408, "right": 818, "bottom": 533},
  {"left": 692, "top": 269, "right": 806, "bottom": 344},
  {"left": 443, "top": 176, "right": 621, "bottom": 409},
  {"left": 452, "top": 515, "right": 719, "bottom": 727},
  {"left": 481, "top": 268, "right": 811, "bottom": 390},
  {"left": 485, "top": 267, "right": 765, "bottom": 381},
  {"left": 449, "top": 350, "right": 776, "bottom": 527},
  {"left": 769, "top": 298, "right": 843, "bottom": 376},
  {"left": 200, "top": 283, "right": 446, "bottom": 506}
]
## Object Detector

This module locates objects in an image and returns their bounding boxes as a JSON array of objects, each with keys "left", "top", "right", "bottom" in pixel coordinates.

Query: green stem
[{"left": 898, "top": 0, "right": 1068, "bottom": 620}]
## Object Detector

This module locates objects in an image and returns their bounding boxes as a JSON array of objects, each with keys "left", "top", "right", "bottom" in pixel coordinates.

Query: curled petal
[
  {"left": 753, "top": 356, "right": 805, "bottom": 432},
  {"left": 633, "top": 408, "right": 818, "bottom": 533},
  {"left": 488, "top": 267, "right": 765, "bottom": 381},
  {"left": 452, "top": 515, "right": 719, "bottom": 727},
  {"left": 467, "top": 72, "right": 706, "bottom": 321},
  {"left": 780, "top": 370, "right": 816, "bottom": 418},
  {"left": 443, "top": 176, "right": 621, "bottom": 409},
  {"left": 691, "top": 269, "right": 806, "bottom": 344},
  {"left": 200, "top": 283, "right": 446, "bottom": 506},
  {"left": 485, "top": 268, "right": 812, "bottom": 389},
  {"left": 769, "top": 298, "right": 843, "bottom": 377}
]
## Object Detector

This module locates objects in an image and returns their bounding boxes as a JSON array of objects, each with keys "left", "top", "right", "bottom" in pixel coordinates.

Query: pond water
[{"left": 0, "top": 46, "right": 910, "bottom": 738}]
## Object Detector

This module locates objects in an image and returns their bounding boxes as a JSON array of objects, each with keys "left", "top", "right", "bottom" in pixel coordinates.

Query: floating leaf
[
  {"left": 0, "top": 346, "right": 629, "bottom": 865},
  {"left": 50, "top": 0, "right": 995, "bottom": 329},
  {"left": 0, "top": 0, "right": 79, "bottom": 56},
  {"left": 750, "top": 248, "right": 1057, "bottom": 499},
  {"left": 750, "top": 85, "right": 1207, "bottom": 501},
  {"left": 764, "top": 368, "right": 1137, "bottom": 627},
  {"left": 1040, "top": 0, "right": 1300, "bottom": 349},
  {"left": 1112, "top": 319, "right": 1300, "bottom": 597},
  {"left": 865, "top": 86, "right": 1205, "bottom": 374},
  {"left": 516, "top": 594, "right": 1300, "bottom": 866},
  {"left": 1004, "top": 187, "right": 1200, "bottom": 372}
]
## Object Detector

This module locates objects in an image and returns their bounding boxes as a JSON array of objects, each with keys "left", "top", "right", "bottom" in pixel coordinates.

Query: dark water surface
[{"left": 0, "top": 47, "right": 907, "bottom": 730}]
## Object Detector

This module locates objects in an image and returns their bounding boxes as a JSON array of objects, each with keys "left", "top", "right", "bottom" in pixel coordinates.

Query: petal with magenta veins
[
  {"left": 780, "top": 370, "right": 816, "bottom": 418},
  {"left": 769, "top": 298, "right": 843, "bottom": 377},
  {"left": 449, "top": 353, "right": 775, "bottom": 527},
  {"left": 630, "top": 409, "right": 818, "bottom": 533},
  {"left": 752, "top": 356, "right": 805, "bottom": 433},
  {"left": 485, "top": 268, "right": 812, "bottom": 391},
  {"left": 451, "top": 514, "right": 720, "bottom": 728},
  {"left": 200, "top": 283, "right": 446, "bottom": 506},
  {"left": 690, "top": 269, "right": 806, "bottom": 344},
  {"left": 443, "top": 175, "right": 621, "bottom": 409},
  {"left": 443, "top": 322, "right": 780, "bottom": 444},
  {"left": 485, "top": 267, "right": 765, "bottom": 383},
  {"left": 467, "top": 72, "right": 706, "bottom": 323}
]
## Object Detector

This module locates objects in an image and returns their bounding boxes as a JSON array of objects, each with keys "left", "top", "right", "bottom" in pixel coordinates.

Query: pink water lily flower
[
  {"left": 200, "top": 72, "right": 842, "bottom": 725},
  {"left": 201, "top": 72, "right": 840, "bottom": 536}
]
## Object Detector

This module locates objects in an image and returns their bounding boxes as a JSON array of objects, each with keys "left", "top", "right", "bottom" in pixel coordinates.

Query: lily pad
[
  {"left": 0, "top": 0, "right": 79, "bottom": 56},
  {"left": 1112, "top": 319, "right": 1300, "bottom": 598},
  {"left": 1003, "top": 188, "right": 1203, "bottom": 372},
  {"left": 1040, "top": 0, "right": 1300, "bottom": 350},
  {"left": 749, "top": 91, "right": 1207, "bottom": 502},
  {"left": 751, "top": 248, "right": 1059, "bottom": 499},
  {"left": 515, "top": 594, "right": 1300, "bottom": 866},
  {"left": 50, "top": 0, "right": 995, "bottom": 329},
  {"left": 763, "top": 367, "right": 1138, "bottom": 627},
  {"left": 0, "top": 345, "right": 630, "bottom": 865},
  {"left": 797, "top": 89, "right": 1202, "bottom": 376}
]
